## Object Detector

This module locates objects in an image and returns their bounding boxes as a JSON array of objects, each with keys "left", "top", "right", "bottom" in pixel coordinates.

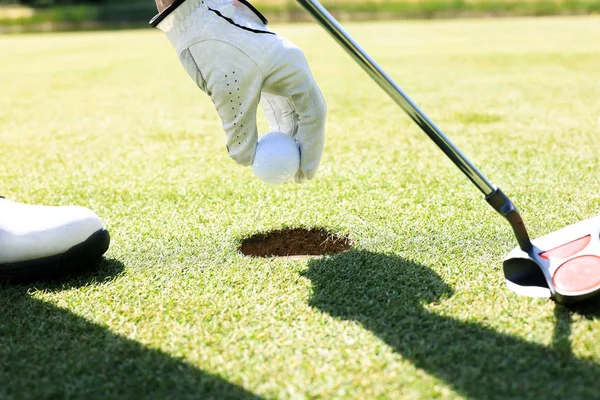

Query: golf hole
[{"left": 239, "top": 228, "right": 353, "bottom": 259}]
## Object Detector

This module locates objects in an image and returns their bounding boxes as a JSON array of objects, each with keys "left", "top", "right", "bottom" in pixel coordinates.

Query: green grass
[
  {"left": 1, "top": 16, "right": 600, "bottom": 399},
  {"left": 254, "top": 0, "right": 600, "bottom": 17}
]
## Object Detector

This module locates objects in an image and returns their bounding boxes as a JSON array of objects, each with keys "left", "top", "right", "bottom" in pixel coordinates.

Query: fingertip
[{"left": 294, "top": 171, "right": 306, "bottom": 184}]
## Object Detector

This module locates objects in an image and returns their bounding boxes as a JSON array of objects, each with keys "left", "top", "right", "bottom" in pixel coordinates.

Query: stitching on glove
[
  {"left": 208, "top": 8, "right": 275, "bottom": 35},
  {"left": 184, "top": 48, "right": 209, "bottom": 94}
]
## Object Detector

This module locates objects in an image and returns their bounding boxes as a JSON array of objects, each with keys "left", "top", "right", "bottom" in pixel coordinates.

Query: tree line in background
[
  {"left": 2, "top": 0, "right": 599, "bottom": 33},
  {"left": 14, "top": 0, "right": 139, "bottom": 5}
]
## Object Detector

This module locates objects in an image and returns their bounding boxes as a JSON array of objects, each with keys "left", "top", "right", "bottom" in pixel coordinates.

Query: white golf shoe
[{"left": 0, "top": 197, "right": 110, "bottom": 280}]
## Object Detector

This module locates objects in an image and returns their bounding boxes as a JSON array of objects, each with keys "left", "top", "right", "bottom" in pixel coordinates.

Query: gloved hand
[{"left": 152, "top": 0, "right": 326, "bottom": 183}]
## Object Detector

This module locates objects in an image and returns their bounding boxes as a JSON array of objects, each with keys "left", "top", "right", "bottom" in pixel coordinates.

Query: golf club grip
[{"left": 296, "top": 0, "right": 495, "bottom": 196}]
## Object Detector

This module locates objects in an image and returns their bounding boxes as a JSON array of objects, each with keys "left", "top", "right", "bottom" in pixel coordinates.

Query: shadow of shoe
[{"left": 0, "top": 257, "right": 262, "bottom": 399}]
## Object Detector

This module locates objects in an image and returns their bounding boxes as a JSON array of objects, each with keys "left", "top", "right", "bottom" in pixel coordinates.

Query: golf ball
[{"left": 252, "top": 132, "right": 300, "bottom": 185}]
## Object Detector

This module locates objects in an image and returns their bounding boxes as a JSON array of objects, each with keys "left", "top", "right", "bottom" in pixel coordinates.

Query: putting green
[{"left": 1, "top": 16, "right": 599, "bottom": 399}]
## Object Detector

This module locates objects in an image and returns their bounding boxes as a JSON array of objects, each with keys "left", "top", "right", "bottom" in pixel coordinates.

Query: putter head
[{"left": 504, "top": 216, "right": 600, "bottom": 304}]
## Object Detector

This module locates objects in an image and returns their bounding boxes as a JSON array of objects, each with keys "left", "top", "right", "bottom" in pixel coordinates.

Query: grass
[
  {"left": 254, "top": 0, "right": 600, "bottom": 16},
  {"left": 1, "top": 16, "right": 600, "bottom": 399}
]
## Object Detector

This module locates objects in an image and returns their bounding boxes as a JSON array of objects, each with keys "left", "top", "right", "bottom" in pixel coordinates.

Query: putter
[{"left": 297, "top": 0, "right": 600, "bottom": 304}]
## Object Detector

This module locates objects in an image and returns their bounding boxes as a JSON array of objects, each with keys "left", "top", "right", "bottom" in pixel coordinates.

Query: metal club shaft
[{"left": 297, "top": 0, "right": 533, "bottom": 251}]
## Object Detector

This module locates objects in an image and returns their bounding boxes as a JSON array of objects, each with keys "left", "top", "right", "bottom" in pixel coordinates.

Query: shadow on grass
[
  {"left": 0, "top": 258, "right": 260, "bottom": 400},
  {"left": 304, "top": 250, "right": 600, "bottom": 399}
]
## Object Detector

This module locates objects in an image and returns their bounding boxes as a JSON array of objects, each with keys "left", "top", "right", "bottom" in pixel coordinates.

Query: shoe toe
[{"left": 0, "top": 201, "right": 105, "bottom": 264}]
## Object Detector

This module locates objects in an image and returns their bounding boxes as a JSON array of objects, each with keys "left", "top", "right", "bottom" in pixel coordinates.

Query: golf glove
[{"left": 152, "top": 0, "right": 326, "bottom": 183}]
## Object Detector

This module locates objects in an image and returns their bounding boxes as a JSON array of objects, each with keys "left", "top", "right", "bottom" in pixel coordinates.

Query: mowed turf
[{"left": 1, "top": 16, "right": 600, "bottom": 399}]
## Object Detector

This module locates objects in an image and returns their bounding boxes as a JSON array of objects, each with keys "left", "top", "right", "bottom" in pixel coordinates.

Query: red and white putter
[{"left": 504, "top": 216, "right": 600, "bottom": 303}]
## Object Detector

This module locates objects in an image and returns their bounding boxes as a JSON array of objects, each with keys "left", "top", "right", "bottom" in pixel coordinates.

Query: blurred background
[{"left": 1, "top": 0, "right": 599, "bottom": 33}]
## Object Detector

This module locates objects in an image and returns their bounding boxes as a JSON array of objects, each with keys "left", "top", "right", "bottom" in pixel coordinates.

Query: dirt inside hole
[{"left": 239, "top": 228, "right": 353, "bottom": 258}]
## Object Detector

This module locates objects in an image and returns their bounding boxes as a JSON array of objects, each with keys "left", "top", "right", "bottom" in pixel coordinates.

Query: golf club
[{"left": 297, "top": 0, "right": 600, "bottom": 304}]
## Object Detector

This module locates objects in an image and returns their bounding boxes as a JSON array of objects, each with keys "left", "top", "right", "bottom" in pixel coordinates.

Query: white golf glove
[{"left": 153, "top": 0, "right": 326, "bottom": 183}]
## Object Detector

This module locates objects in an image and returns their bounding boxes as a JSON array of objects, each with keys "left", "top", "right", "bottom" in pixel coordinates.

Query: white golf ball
[{"left": 252, "top": 132, "right": 300, "bottom": 185}]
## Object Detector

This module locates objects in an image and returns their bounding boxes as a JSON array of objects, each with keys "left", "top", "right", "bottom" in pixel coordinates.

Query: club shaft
[{"left": 297, "top": 0, "right": 496, "bottom": 196}]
